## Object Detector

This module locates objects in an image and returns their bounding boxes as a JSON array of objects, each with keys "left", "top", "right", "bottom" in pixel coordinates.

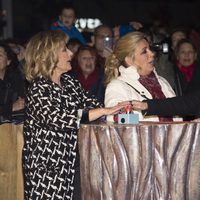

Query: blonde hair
[
  {"left": 104, "top": 31, "right": 145, "bottom": 85},
  {"left": 25, "top": 30, "right": 68, "bottom": 81}
]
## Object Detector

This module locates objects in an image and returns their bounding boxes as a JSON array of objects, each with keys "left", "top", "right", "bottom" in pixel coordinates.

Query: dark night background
[{"left": 1, "top": 0, "right": 200, "bottom": 40}]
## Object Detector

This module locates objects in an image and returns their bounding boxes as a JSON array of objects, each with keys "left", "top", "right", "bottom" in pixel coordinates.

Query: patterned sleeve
[
  {"left": 68, "top": 76, "right": 103, "bottom": 109},
  {"left": 26, "top": 80, "right": 80, "bottom": 130}
]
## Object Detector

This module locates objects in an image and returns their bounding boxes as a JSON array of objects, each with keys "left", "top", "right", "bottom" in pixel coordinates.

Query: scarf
[
  {"left": 176, "top": 60, "right": 195, "bottom": 82},
  {"left": 76, "top": 67, "right": 99, "bottom": 91},
  {"left": 139, "top": 72, "right": 173, "bottom": 122}
]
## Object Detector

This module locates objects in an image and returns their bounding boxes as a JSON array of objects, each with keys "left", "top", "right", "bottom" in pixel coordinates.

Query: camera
[
  {"left": 103, "top": 37, "right": 114, "bottom": 49},
  {"left": 151, "top": 42, "right": 169, "bottom": 54}
]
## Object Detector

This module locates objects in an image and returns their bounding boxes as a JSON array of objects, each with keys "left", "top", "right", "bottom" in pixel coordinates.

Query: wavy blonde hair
[
  {"left": 25, "top": 30, "right": 68, "bottom": 81},
  {"left": 104, "top": 31, "right": 145, "bottom": 85}
]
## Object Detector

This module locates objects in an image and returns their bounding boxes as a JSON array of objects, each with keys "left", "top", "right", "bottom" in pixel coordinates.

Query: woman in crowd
[
  {"left": 0, "top": 43, "right": 24, "bottom": 119},
  {"left": 104, "top": 31, "right": 181, "bottom": 122},
  {"left": 172, "top": 38, "right": 200, "bottom": 120},
  {"left": 70, "top": 45, "right": 105, "bottom": 103},
  {"left": 173, "top": 38, "right": 200, "bottom": 96},
  {"left": 23, "top": 30, "right": 125, "bottom": 199},
  {"left": 5, "top": 38, "right": 27, "bottom": 79}
]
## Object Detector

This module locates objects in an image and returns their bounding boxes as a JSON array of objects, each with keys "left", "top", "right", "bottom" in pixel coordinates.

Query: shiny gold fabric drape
[{"left": 78, "top": 123, "right": 200, "bottom": 200}]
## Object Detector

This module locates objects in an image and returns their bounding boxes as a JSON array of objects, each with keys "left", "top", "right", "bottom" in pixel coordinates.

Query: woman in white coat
[{"left": 104, "top": 31, "right": 181, "bottom": 122}]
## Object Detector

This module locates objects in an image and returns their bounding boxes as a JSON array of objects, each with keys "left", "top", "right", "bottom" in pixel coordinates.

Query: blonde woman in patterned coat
[{"left": 23, "top": 30, "right": 126, "bottom": 200}]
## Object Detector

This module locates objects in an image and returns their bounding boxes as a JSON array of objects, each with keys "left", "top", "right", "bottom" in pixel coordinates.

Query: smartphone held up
[{"left": 103, "top": 37, "right": 114, "bottom": 49}]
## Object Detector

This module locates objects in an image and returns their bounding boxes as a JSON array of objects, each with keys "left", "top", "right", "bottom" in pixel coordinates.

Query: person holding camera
[
  {"left": 104, "top": 31, "right": 182, "bottom": 122},
  {"left": 92, "top": 25, "right": 114, "bottom": 69}
]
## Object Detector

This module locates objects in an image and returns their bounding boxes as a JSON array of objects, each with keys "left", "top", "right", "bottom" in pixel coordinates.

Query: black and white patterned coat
[{"left": 23, "top": 73, "right": 101, "bottom": 199}]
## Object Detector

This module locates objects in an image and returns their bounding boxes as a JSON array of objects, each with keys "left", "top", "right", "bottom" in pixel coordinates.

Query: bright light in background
[{"left": 75, "top": 18, "right": 102, "bottom": 31}]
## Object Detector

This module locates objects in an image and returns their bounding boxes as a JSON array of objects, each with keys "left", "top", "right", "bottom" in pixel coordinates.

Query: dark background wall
[{"left": 11, "top": 0, "right": 200, "bottom": 40}]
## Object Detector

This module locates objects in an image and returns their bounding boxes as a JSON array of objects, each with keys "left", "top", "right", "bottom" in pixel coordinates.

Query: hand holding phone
[{"left": 103, "top": 37, "right": 114, "bottom": 49}]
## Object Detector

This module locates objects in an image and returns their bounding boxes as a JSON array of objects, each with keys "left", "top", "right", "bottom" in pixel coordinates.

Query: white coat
[{"left": 105, "top": 65, "right": 182, "bottom": 122}]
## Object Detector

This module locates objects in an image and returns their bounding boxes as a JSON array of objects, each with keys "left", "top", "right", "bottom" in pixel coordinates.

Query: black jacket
[
  {"left": 174, "top": 61, "right": 200, "bottom": 96},
  {"left": 145, "top": 90, "right": 200, "bottom": 117},
  {"left": 0, "top": 66, "right": 24, "bottom": 119}
]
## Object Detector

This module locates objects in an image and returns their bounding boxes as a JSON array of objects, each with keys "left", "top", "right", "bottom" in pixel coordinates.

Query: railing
[
  {"left": 78, "top": 122, "right": 200, "bottom": 200},
  {"left": 1, "top": 122, "right": 200, "bottom": 200},
  {"left": 0, "top": 124, "right": 24, "bottom": 200}
]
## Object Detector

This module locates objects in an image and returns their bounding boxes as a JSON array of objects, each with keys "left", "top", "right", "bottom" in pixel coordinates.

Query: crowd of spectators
[
  {"left": 1, "top": 2, "right": 200, "bottom": 200},
  {"left": 0, "top": 3, "right": 200, "bottom": 123},
  {"left": 1, "top": 3, "right": 200, "bottom": 123}
]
